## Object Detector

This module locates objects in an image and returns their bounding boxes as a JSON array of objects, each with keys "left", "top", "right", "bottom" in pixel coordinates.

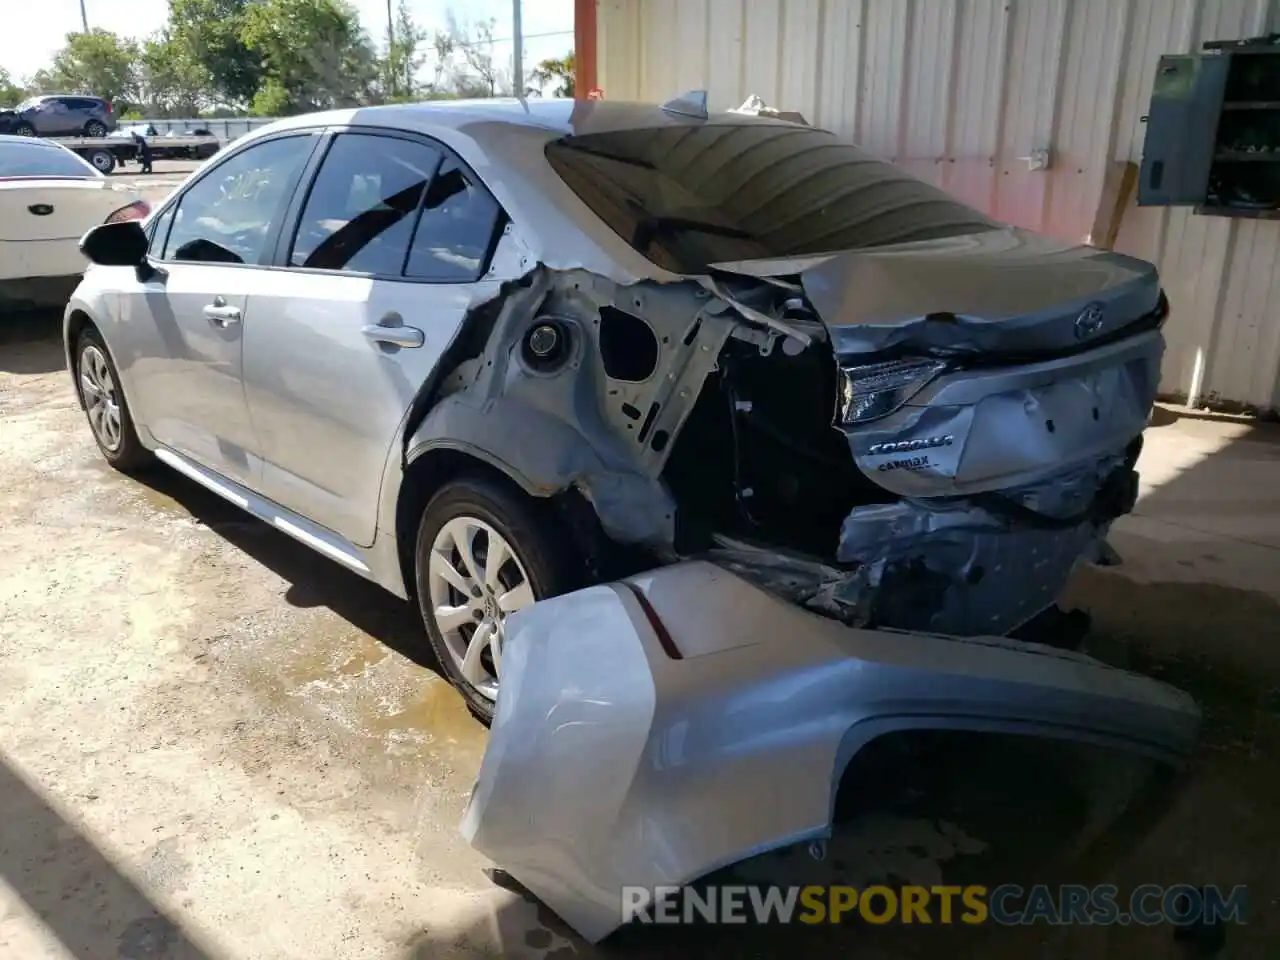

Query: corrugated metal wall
[{"left": 597, "top": 0, "right": 1280, "bottom": 412}]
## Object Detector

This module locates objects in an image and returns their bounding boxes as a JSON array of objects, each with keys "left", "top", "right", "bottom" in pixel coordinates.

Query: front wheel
[
  {"left": 13, "top": 122, "right": 35, "bottom": 137},
  {"left": 75, "top": 329, "right": 152, "bottom": 472},
  {"left": 414, "top": 475, "right": 581, "bottom": 723}
]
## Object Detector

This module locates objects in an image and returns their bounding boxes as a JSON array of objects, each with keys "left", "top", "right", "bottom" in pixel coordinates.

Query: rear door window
[
  {"left": 545, "top": 123, "right": 998, "bottom": 274},
  {"left": 404, "top": 157, "right": 504, "bottom": 282},
  {"left": 288, "top": 133, "right": 442, "bottom": 275}
]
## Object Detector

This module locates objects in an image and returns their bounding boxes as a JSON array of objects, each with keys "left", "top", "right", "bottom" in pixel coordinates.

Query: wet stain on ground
[
  {"left": 1065, "top": 567, "right": 1280, "bottom": 676},
  {"left": 8, "top": 323, "right": 1277, "bottom": 959}
]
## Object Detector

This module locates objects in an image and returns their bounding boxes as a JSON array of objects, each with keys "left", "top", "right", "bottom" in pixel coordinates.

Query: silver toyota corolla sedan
[{"left": 65, "top": 97, "right": 1168, "bottom": 720}]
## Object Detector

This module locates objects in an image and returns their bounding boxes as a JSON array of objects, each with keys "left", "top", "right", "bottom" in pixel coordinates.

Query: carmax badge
[{"left": 868, "top": 435, "right": 954, "bottom": 456}]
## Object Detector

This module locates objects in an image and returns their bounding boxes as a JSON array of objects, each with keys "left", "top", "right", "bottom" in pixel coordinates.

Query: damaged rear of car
[
  {"left": 415, "top": 104, "right": 1167, "bottom": 651},
  {"left": 393, "top": 101, "right": 1192, "bottom": 944}
]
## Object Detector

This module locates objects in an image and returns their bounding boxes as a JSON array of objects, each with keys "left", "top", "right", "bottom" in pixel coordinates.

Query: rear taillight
[{"left": 104, "top": 200, "right": 150, "bottom": 224}]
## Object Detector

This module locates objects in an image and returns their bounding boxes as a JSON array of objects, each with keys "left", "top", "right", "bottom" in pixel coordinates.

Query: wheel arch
[
  {"left": 391, "top": 441, "right": 618, "bottom": 602},
  {"left": 63, "top": 308, "right": 99, "bottom": 408},
  {"left": 393, "top": 444, "right": 548, "bottom": 600},
  {"left": 64, "top": 306, "right": 146, "bottom": 433}
]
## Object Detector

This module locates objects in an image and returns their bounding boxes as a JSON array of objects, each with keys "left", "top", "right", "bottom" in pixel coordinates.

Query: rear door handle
[
  {"left": 362, "top": 319, "right": 424, "bottom": 349},
  {"left": 202, "top": 297, "right": 241, "bottom": 327}
]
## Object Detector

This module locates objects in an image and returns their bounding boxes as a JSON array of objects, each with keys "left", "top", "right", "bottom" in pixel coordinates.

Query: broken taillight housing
[
  {"left": 837, "top": 358, "right": 948, "bottom": 425},
  {"left": 104, "top": 200, "right": 150, "bottom": 224}
]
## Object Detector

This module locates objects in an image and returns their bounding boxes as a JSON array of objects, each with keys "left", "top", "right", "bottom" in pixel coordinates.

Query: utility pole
[
  {"left": 512, "top": 0, "right": 524, "bottom": 98},
  {"left": 386, "top": 0, "right": 395, "bottom": 97},
  {"left": 79, "top": 0, "right": 89, "bottom": 31}
]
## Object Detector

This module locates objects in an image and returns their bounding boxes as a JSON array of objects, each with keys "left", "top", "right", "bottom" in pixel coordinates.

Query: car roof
[
  {"left": 230, "top": 98, "right": 799, "bottom": 285},
  {"left": 256, "top": 97, "right": 794, "bottom": 140},
  {"left": 0, "top": 134, "right": 74, "bottom": 148}
]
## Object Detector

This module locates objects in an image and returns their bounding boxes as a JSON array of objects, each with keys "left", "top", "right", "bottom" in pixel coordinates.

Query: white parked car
[{"left": 0, "top": 135, "right": 148, "bottom": 311}]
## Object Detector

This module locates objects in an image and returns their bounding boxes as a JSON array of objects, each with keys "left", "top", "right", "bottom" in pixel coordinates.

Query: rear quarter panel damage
[
  {"left": 461, "top": 561, "right": 1201, "bottom": 943},
  {"left": 403, "top": 266, "right": 735, "bottom": 548}
]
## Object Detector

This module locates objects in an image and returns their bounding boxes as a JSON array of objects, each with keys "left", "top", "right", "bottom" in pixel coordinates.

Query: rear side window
[
  {"left": 0, "top": 140, "right": 98, "bottom": 178},
  {"left": 544, "top": 122, "right": 998, "bottom": 274},
  {"left": 289, "top": 133, "right": 442, "bottom": 275},
  {"left": 404, "top": 157, "right": 503, "bottom": 282}
]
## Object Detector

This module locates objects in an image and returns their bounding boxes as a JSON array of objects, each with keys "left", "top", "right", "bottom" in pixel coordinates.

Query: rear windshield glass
[
  {"left": 0, "top": 141, "right": 97, "bottom": 179},
  {"left": 544, "top": 122, "right": 998, "bottom": 274}
]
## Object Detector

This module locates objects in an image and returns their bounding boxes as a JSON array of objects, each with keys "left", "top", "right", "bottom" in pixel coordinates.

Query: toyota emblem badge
[{"left": 1074, "top": 302, "right": 1105, "bottom": 340}]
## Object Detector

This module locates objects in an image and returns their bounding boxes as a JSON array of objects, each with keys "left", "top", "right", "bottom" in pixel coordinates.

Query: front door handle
[
  {"left": 362, "top": 318, "right": 424, "bottom": 349},
  {"left": 202, "top": 297, "right": 241, "bottom": 327}
]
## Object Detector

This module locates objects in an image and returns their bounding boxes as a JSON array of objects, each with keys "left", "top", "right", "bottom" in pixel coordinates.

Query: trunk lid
[
  {"left": 0, "top": 179, "right": 126, "bottom": 243},
  {"left": 710, "top": 227, "right": 1163, "bottom": 357}
]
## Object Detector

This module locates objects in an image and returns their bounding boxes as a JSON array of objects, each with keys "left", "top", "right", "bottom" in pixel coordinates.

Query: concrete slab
[{"left": 1, "top": 312, "right": 1277, "bottom": 958}]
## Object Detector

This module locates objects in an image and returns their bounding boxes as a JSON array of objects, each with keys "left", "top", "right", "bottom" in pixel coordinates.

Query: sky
[{"left": 0, "top": 0, "right": 576, "bottom": 88}]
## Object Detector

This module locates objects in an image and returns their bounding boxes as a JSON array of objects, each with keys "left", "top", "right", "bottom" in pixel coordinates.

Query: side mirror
[{"left": 80, "top": 219, "right": 148, "bottom": 267}]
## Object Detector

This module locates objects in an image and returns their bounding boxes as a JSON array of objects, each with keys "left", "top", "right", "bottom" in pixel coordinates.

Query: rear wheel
[
  {"left": 414, "top": 475, "right": 581, "bottom": 723},
  {"left": 84, "top": 120, "right": 107, "bottom": 137},
  {"left": 13, "top": 122, "right": 35, "bottom": 137},
  {"left": 75, "top": 329, "right": 152, "bottom": 472}
]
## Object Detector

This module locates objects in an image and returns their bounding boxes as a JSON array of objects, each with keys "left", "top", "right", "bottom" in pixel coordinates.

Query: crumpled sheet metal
[
  {"left": 846, "top": 330, "right": 1163, "bottom": 499},
  {"left": 461, "top": 561, "right": 1200, "bottom": 943},
  {"left": 803, "top": 228, "right": 1163, "bottom": 357},
  {"left": 405, "top": 268, "right": 734, "bottom": 549}
]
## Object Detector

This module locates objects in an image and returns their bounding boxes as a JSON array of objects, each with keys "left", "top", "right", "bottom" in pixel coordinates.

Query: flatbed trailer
[{"left": 49, "top": 135, "right": 222, "bottom": 174}]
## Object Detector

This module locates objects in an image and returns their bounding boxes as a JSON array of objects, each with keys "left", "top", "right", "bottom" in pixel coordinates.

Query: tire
[
  {"left": 13, "top": 122, "right": 35, "bottom": 137},
  {"left": 414, "top": 475, "right": 582, "bottom": 724},
  {"left": 86, "top": 149, "right": 115, "bottom": 174},
  {"left": 74, "top": 328, "right": 153, "bottom": 472},
  {"left": 85, "top": 120, "right": 107, "bottom": 137}
]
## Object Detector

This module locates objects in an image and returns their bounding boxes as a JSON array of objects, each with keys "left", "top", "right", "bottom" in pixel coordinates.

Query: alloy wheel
[
  {"left": 79, "top": 344, "right": 123, "bottom": 452},
  {"left": 427, "top": 516, "right": 537, "bottom": 701}
]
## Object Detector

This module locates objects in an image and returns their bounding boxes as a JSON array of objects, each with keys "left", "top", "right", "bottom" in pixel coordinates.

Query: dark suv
[{"left": 0, "top": 95, "right": 117, "bottom": 138}]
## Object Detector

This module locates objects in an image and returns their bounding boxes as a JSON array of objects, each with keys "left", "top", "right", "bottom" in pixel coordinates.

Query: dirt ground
[{"left": 1, "top": 311, "right": 1278, "bottom": 959}]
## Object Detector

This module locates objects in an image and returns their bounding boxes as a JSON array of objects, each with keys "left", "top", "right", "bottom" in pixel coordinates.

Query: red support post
[{"left": 574, "top": 0, "right": 599, "bottom": 98}]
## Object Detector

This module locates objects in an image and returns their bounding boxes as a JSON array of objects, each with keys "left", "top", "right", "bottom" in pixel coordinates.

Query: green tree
[
  {"left": 168, "top": 0, "right": 263, "bottom": 108},
  {"left": 0, "top": 67, "right": 24, "bottom": 107},
  {"left": 241, "top": 0, "right": 378, "bottom": 114},
  {"left": 34, "top": 29, "right": 140, "bottom": 110},
  {"left": 529, "top": 52, "right": 575, "bottom": 98},
  {"left": 428, "top": 29, "right": 455, "bottom": 93},
  {"left": 140, "top": 32, "right": 211, "bottom": 116},
  {"left": 381, "top": 0, "right": 426, "bottom": 101},
  {"left": 446, "top": 12, "right": 505, "bottom": 98}
]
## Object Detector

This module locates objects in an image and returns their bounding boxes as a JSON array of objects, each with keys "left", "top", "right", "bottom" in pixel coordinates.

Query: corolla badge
[
  {"left": 1074, "top": 302, "right": 1105, "bottom": 340},
  {"left": 868, "top": 435, "right": 954, "bottom": 455},
  {"left": 27, "top": 203, "right": 54, "bottom": 216}
]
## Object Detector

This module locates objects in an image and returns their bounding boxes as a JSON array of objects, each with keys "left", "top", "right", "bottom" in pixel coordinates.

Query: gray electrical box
[{"left": 1138, "top": 39, "right": 1280, "bottom": 218}]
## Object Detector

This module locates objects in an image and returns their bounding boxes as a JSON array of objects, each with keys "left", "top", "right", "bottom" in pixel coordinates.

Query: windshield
[
  {"left": 0, "top": 140, "right": 99, "bottom": 178},
  {"left": 16, "top": 97, "right": 44, "bottom": 110},
  {"left": 545, "top": 122, "right": 998, "bottom": 274}
]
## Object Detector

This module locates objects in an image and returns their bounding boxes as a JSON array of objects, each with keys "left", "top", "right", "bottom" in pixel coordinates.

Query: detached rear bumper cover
[{"left": 461, "top": 561, "right": 1199, "bottom": 944}]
